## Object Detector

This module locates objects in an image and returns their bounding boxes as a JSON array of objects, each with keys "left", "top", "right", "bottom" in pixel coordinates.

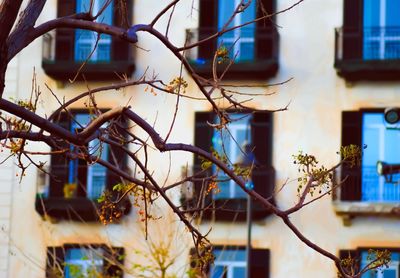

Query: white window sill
[{"left": 333, "top": 201, "right": 400, "bottom": 225}]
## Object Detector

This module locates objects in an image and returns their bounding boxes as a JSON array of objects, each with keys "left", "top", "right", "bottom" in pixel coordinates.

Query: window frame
[
  {"left": 42, "top": 0, "right": 134, "bottom": 81},
  {"left": 46, "top": 244, "right": 124, "bottom": 278},
  {"left": 339, "top": 248, "right": 400, "bottom": 278},
  {"left": 190, "top": 245, "right": 270, "bottom": 278},
  {"left": 188, "top": 0, "right": 279, "bottom": 80},
  {"left": 34, "top": 109, "right": 131, "bottom": 222},
  {"left": 182, "top": 111, "right": 275, "bottom": 221}
]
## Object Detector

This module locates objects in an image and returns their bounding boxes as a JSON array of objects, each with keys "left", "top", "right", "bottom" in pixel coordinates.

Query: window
[
  {"left": 35, "top": 110, "right": 131, "bottom": 221},
  {"left": 212, "top": 113, "right": 253, "bottom": 200},
  {"left": 182, "top": 111, "right": 275, "bottom": 221},
  {"left": 67, "top": 113, "right": 109, "bottom": 200},
  {"left": 186, "top": 0, "right": 279, "bottom": 79},
  {"left": 217, "top": 0, "right": 256, "bottom": 62},
  {"left": 46, "top": 245, "right": 124, "bottom": 278},
  {"left": 190, "top": 246, "right": 270, "bottom": 278},
  {"left": 75, "top": 0, "right": 113, "bottom": 62},
  {"left": 334, "top": 0, "right": 400, "bottom": 81},
  {"left": 211, "top": 247, "right": 246, "bottom": 278},
  {"left": 360, "top": 250, "right": 399, "bottom": 278},
  {"left": 339, "top": 248, "right": 400, "bottom": 278},
  {"left": 42, "top": 0, "right": 134, "bottom": 81},
  {"left": 340, "top": 110, "right": 400, "bottom": 202},
  {"left": 361, "top": 113, "right": 400, "bottom": 201}
]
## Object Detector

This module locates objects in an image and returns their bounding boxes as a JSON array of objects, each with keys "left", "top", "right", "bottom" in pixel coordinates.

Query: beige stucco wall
[{"left": 2, "top": 0, "right": 400, "bottom": 277}]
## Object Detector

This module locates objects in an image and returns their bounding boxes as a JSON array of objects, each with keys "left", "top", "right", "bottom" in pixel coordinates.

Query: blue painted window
[
  {"left": 212, "top": 114, "right": 253, "bottom": 200},
  {"left": 65, "top": 247, "right": 104, "bottom": 277},
  {"left": 363, "top": 0, "right": 400, "bottom": 60},
  {"left": 360, "top": 250, "right": 399, "bottom": 278},
  {"left": 69, "top": 113, "right": 109, "bottom": 199},
  {"left": 210, "top": 248, "right": 246, "bottom": 278},
  {"left": 75, "top": 0, "right": 113, "bottom": 62},
  {"left": 361, "top": 113, "right": 400, "bottom": 201},
  {"left": 218, "top": 0, "right": 256, "bottom": 61}
]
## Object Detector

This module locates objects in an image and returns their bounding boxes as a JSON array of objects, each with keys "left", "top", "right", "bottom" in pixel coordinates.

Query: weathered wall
[{"left": 3, "top": 0, "right": 400, "bottom": 277}]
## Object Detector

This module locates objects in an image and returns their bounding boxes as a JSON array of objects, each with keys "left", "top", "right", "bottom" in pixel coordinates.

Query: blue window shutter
[{"left": 341, "top": 111, "right": 362, "bottom": 201}]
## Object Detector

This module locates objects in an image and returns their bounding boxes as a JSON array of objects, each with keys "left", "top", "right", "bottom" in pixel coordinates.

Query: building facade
[{"left": 2, "top": 0, "right": 400, "bottom": 277}]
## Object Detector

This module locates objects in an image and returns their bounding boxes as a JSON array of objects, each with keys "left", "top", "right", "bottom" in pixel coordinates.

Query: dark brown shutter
[
  {"left": 198, "top": 0, "right": 218, "bottom": 60},
  {"left": 46, "top": 247, "right": 65, "bottom": 278},
  {"left": 189, "top": 112, "right": 214, "bottom": 210},
  {"left": 112, "top": 0, "right": 132, "bottom": 61},
  {"left": 256, "top": 0, "right": 276, "bottom": 60},
  {"left": 106, "top": 117, "right": 127, "bottom": 190},
  {"left": 342, "top": 0, "right": 363, "bottom": 60},
  {"left": 189, "top": 247, "right": 211, "bottom": 275},
  {"left": 338, "top": 249, "right": 359, "bottom": 277},
  {"left": 251, "top": 111, "right": 273, "bottom": 195},
  {"left": 50, "top": 112, "right": 70, "bottom": 197},
  {"left": 105, "top": 117, "right": 132, "bottom": 215},
  {"left": 102, "top": 246, "right": 124, "bottom": 277},
  {"left": 341, "top": 111, "right": 362, "bottom": 201},
  {"left": 250, "top": 248, "right": 270, "bottom": 278},
  {"left": 55, "top": 0, "right": 76, "bottom": 61}
]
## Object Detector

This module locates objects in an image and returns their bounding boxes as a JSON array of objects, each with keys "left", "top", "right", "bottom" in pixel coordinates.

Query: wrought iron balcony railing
[
  {"left": 185, "top": 27, "right": 279, "bottom": 79},
  {"left": 42, "top": 31, "right": 135, "bottom": 81},
  {"left": 35, "top": 165, "right": 131, "bottom": 222},
  {"left": 334, "top": 27, "right": 400, "bottom": 81}
]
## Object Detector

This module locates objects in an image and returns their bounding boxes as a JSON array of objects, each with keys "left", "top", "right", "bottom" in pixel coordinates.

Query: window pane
[
  {"left": 211, "top": 265, "right": 227, "bottom": 278},
  {"left": 87, "top": 139, "right": 109, "bottom": 199},
  {"left": 214, "top": 248, "right": 246, "bottom": 261},
  {"left": 212, "top": 114, "right": 252, "bottom": 200},
  {"left": 361, "top": 250, "right": 400, "bottom": 278},
  {"left": 383, "top": 269, "right": 396, "bottom": 278},
  {"left": 217, "top": 0, "right": 256, "bottom": 61},
  {"left": 75, "top": 0, "right": 113, "bottom": 62},
  {"left": 233, "top": 266, "right": 246, "bottom": 277},
  {"left": 65, "top": 248, "right": 103, "bottom": 278},
  {"left": 386, "top": 0, "right": 400, "bottom": 26},
  {"left": 212, "top": 248, "right": 246, "bottom": 278},
  {"left": 364, "top": 0, "right": 380, "bottom": 27}
]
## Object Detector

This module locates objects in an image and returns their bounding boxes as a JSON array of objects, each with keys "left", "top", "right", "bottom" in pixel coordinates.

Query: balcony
[
  {"left": 333, "top": 166, "right": 400, "bottom": 225},
  {"left": 42, "top": 32, "right": 135, "bottom": 81},
  {"left": 185, "top": 27, "right": 279, "bottom": 80},
  {"left": 35, "top": 165, "right": 131, "bottom": 222},
  {"left": 334, "top": 27, "right": 400, "bottom": 81},
  {"left": 180, "top": 165, "right": 275, "bottom": 221}
]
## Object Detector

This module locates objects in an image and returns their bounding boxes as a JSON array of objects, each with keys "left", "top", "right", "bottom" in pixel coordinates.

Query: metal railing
[
  {"left": 41, "top": 32, "right": 132, "bottom": 63},
  {"left": 335, "top": 26, "right": 400, "bottom": 61},
  {"left": 361, "top": 166, "right": 400, "bottom": 202},
  {"left": 36, "top": 165, "right": 109, "bottom": 200},
  {"left": 335, "top": 165, "right": 400, "bottom": 202},
  {"left": 185, "top": 26, "right": 279, "bottom": 64}
]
